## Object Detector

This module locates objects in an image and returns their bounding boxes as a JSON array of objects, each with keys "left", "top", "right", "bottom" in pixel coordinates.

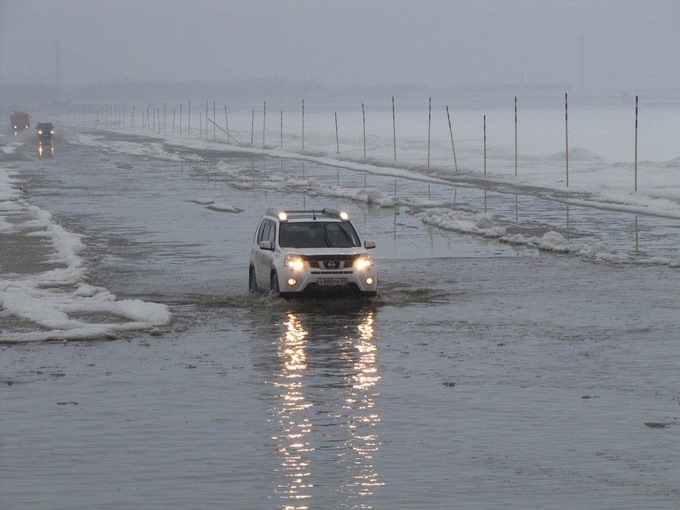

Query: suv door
[{"left": 254, "top": 219, "right": 276, "bottom": 286}]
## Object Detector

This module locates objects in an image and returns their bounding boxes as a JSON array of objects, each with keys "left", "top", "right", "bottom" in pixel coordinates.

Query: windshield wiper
[
  {"left": 323, "top": 230, "right": 333, "bottom": 247},
  {"left": 338, "top": 226, "right": 355, "bottom": 247}
]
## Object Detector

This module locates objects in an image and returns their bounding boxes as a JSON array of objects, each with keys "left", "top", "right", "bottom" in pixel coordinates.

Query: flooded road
[{"left": 2, "top": 129, "right": 679, "bottom": 509}]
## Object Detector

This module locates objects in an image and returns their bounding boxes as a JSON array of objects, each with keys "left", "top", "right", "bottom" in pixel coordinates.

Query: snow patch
[
  {"left": 422, "top": 210, "right": 507, "bottom": 237},
  {"left": 1, "top": 141, "right": 23, "bottom": 155},
  {"left": 206, "top": 202, "right": 243, "bottom": 213},
  {"left": 69, "top": 134, "right": 202, "bottom": 162},
  {"left": 537, "top": 231, "right": 570, "bottom": 253},
  {"left": 0, "top": 164, "right": 172, "bottom": 343}
]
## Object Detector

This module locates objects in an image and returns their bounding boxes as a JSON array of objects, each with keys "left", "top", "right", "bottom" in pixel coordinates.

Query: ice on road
[{"left": 1, "top": 115, "right": 680, "bottom": 509}]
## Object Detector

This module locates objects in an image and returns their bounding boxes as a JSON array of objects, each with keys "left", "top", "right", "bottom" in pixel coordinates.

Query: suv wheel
[
  {"left": 270, "top": 270, "right": 280, "bottom": 295},
  {"left": 249, "top": 267, "right": 258, "bottom": 292}
]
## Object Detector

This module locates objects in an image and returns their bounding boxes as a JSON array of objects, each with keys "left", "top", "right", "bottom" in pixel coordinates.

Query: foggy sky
[{"left": 1, "top": 0, "right": 679, "bottom": 91}]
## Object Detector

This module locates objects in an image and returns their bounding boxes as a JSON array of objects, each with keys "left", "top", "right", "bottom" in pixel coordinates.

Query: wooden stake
[
  {"left": 301, "top": 99, "right": 305, "bottom": 151},
  {"left": 427, "top": 97, "right": 432, "bottom": 169},
  {"left": 224, "top": 106, "right": 230, "bottom": 140},
  {"left": 335, "top": 112, "right": 339, "bottom": 153},
  {"left": 514, "top": 96, "right": 518, "bottom": 176},
  {"left": 392, "top": 96, "right": 397, "bottom": 161},
  {"left": 213, "top": 102, "right": 216, "bottom": 141},
  {"left": 565, "top": 92, "right": 569, "bottom": 188},
  {"left": 209, "top": 118, "right": 243, "bottom": 146},
  {"left": 362, "top": 102, "right": 367, "bottom": 159},
  {"left": 446, "top": 105, "right": 459, "bottom": 172},
  {"left": 263, "top": 100, "right": 266, "bottom": 148},
  {"left": 483, "top": 114, "right": 487, "bottom": 176},
  {"left": 634, "top": 95, "right": 639, "bottom": 192}
]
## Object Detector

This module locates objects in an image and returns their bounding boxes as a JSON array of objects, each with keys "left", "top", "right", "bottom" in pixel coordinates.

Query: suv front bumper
[{"left": 276, "top": 264, "right": 377, "bottom": 296}]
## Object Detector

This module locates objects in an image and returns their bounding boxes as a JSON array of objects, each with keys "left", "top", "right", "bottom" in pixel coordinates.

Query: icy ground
[
  {"left": 0, "top": 159, "right": 171, "bottom": 342},
  {"left": 1, "top": 103, "right": 680, "bottom": 508},
  {"left": 67, "top": 95, "right": 680, "bottom": 218}
]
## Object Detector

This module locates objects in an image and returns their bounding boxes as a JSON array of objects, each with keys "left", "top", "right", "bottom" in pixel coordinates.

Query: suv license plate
[{"left": 317, "top": 278, "right": 348, "bottom": 287}]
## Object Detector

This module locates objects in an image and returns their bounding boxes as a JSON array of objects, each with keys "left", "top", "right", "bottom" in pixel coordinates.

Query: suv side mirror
[
  {"left": 364, "top": 240, "right": 376, "bottom": 249},
  {"left": 259, "top": 240, "right": 273, "bottom": 251}
]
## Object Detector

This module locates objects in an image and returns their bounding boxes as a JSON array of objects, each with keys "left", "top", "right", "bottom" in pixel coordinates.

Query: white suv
[{"left": 249, "top": 208, "right": 377, "bottom": 298}]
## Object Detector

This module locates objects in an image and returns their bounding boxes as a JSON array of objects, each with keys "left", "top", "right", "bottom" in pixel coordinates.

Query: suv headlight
[
  {"left": 284, "top": 255, "right": 305, "bottom": 272},
  {"left": 354, "top": 255, "right": 372, "bottom": 271}
]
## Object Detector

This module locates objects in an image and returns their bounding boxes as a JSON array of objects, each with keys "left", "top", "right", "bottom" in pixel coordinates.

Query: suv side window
[
  {"left": 257, "top": 219, "right": 276, "bottom": 245},
  {"left": 266, "top": 221, "right": 276, "bottom": 244},
  {"left": 257, "top": 220, "right": 270, "bottom": 243}
]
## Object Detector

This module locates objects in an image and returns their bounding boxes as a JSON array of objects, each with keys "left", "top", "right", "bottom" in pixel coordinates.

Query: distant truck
[
  {"left": 36, "top": 122, "right": 55, "bottom": 141},
  {"left": 11, "top": 112, "right": 30, "bottom": 134}
]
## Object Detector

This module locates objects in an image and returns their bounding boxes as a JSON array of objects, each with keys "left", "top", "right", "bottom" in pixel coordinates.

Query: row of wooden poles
[{"left": 64, "top": 94, "right": 642, "bottom": 192}]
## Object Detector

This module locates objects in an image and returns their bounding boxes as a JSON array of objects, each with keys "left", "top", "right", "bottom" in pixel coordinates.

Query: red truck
[{"left": 11, "top": 112, "right": 30, "bottom": 134}]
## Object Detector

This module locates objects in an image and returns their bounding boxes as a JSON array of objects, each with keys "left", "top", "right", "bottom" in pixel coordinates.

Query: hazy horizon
[{"left": 1, "top": 0, "right": 679, "bottom": 92}]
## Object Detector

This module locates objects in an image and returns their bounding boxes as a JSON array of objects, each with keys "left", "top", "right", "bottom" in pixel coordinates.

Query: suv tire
[
  {"left": 270, "top": 270, "right": 280, "bottom": 295},
  {"left": 249, "top": 267, "right": 258, "bottom": 292}
]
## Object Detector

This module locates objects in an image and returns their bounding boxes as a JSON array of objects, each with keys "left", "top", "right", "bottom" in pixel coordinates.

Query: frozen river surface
[{"left": 1, "top": 130, "right": 679, "bottom": 509}]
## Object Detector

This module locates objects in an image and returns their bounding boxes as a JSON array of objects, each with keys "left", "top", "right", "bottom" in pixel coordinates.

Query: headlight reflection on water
[
  {"left": 274, "top": 313, "right": 314, "bottom": 509},
  {"left": 343, "top": 310, "right": 384, "bottom": 497},
  {"left": 272, "top": 309, "right": 383, "bottom": 509},
  {"left": 37, "top": 141, "right": 55, "bottom": 158}
]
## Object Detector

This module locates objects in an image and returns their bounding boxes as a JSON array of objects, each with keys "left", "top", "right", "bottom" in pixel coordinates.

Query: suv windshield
[{"left": 279, "top": 221, "right": 361, "bottom": 248}]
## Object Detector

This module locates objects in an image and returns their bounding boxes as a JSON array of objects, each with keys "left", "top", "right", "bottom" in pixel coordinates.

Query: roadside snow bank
[
  {"left": 422, "top": 210, "right": 507, "bottom": 237},
  {"left": 213, "top": 160, "right": 434, "bottom": 208},
  {"left": 69, "top": 133, "right": 202, "bottom": 162},
  {"left": 0, "top": 163, "right": 172, "bottom": 343},
  {"left": 206, "top": 202, "right": 243, "bottom": 213},
  {"left": 423, "top": 208, "right": 680, "bottom": 267},
  {"left": 1, "top": 141, "right": 23, "bottom": 155}
]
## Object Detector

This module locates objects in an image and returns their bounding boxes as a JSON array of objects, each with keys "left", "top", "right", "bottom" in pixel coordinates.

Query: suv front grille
[
  {"left": 302, "top": 254, "right": 358, "bottom": 270},
  {"left": 313, "top": 260, "right": 346, "bottom": 269}
]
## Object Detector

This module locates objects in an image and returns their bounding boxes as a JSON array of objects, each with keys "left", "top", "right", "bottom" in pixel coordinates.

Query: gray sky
[{"left": 1, "top": 0, "right": 679, "bottom": 91}]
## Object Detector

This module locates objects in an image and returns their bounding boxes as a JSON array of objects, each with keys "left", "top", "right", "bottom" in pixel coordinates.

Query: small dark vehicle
[
  {"left": 11, "top": 112, "right": 30, "bottom": 134},
  {"left": 36, "top": 122, "right": 55, "bottom": 140}
]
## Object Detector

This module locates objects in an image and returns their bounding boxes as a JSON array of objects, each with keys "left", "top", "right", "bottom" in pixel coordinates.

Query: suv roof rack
[{"left": 266, "top": 208, "right": 349, "bottom": 221}]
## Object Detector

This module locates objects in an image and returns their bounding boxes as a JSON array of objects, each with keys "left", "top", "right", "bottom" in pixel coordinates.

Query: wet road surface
[{"left": 2, "top": 129, "right": 679, "bottom": 509}]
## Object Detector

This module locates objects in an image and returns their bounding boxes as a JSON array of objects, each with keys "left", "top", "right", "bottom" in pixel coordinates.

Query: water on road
[{"left": 1, "top": 129, "right": 679, "bottom": 509}]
